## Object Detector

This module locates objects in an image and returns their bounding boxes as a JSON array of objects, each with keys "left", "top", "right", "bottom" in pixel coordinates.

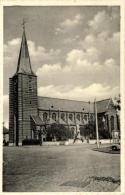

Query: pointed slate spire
[{"left": 16, "top": 21, "right": 34, "bottom": 75}]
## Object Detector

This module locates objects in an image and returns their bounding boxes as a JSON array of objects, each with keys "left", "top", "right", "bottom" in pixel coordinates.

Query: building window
[
  {"left": 76, "top": 114, "right": 80, "bottom": 121},
  {"left": 61, "top": 113, "right": 65, "bottom": 121},
  {"left": 14, "top": 80, "right": 17, "bottom": 92},
  {"left": 29, "top": 78, "right": 32, "bottom": 92},
  {"left": 71, "top": 127, "right": 75, "bottom": 138},
  {"left": 84, "top": 114, "right": 88, "bottom": 121},
  {"left": 110, "top": 116, "right": 114, "bottom": 131},
  {"left": 43, "top": 112, "right": 48, "bottom": 121},
  {"left": 52, "top": 113, "right": 57, "bottom": 121},
  {"left": 69, "top": 113, "right": 73, "bottom": 121},
  {"left": 90, "top": 114, "right": 93, "bottom": 121}
]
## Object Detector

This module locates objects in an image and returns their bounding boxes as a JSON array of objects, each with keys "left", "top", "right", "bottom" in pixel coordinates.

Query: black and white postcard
[{"left": 1, "top": 0, "right": 125, "bottom": 194}]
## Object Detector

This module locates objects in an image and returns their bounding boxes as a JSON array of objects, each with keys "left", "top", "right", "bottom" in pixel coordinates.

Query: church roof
[
  {"left": 76, "top": 119, "right": 83, "bottom": 125},
  {"left": 16, "top": 28, "right": 35, "bottom": 75},
  {"left": 96, "top": 99, "right": 111, "bottom": 113},
  {"left": 67, "top": 119, "right": 76, "bottom": 125},
  {"left": 31, "top": 115, "right": 44, "bottom": 126},
  {"left": 38, "top": 96, "right": 94, "bottom": 113},
  {"left": 59, "top": 118, "right": 68, "bottom": 125},
  {"left": 38, "top": 96, "right": 112, "bottom": 114}
]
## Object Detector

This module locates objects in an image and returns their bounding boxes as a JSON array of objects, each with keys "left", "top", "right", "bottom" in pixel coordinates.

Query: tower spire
[{"left": 16, "top": 20, "right": 34, "bottom": 75}]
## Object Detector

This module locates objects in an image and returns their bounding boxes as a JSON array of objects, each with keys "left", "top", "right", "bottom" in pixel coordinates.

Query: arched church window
[
  {"left": 81, "top": 114, "right": 84, "bottom": 121},
  {"left": 76, "top": 114, "right": 80, "bottom": 121},
  {"left": 52, "top": 113, "right": 57, "bottom": 121},
  {"left": 71, "top": 127, "right": 75, "bottom": 131},
  {"left": 43, "top": 112, "right": 48, "bottom": 121},
  {"left": 90, "top": 114, "right": 93, "bottom": 121},
  {"left": 61, "top": 113, "right": 65, "bottom": 121},
  {"left": 69, "top": 113, "right": 73, "bottom": 121},
  {"left": 110, "top": 116, "right": 114, "bottom": 131},
  {"left": 84, "top": 114, "right": 88, "bottom": 121}
]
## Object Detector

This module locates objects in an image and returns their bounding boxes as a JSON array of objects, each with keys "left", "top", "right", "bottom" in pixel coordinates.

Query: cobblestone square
[{"left": 3, "top": 144, "right": 120, "bottom": 192}]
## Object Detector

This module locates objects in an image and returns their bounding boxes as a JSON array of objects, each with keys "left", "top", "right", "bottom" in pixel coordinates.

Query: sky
[{"left": 3, "top": 6, "right": 120, "bottom": 127}]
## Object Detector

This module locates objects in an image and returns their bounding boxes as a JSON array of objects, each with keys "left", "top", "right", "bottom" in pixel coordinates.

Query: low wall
[
  {"left": 89, "top": 139, "right": 112, "bottom": 144},
  {"left": 42, "top": 139, "right": 112, "bottom": 146},
  {"left": 42, "top": 140, "right": 73, "bottom": 146},
  {"left": 43, "top": 142, "right": 60, "bottom": 146}
]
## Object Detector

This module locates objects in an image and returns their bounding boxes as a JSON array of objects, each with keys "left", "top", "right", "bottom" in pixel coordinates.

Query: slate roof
[
  {"left": 96, "top": 99, "right": 111, "bottom": 113},
  {"left": 38, "top": 96, "right": 113, "bottom": 114},
  {"left": 59, "top": 118, "right": 68, "bottom": 125},
  {"left": 48, "top": 118, "right": 56, "bottom": 124},
  {"left": 67, "top": 119, "right": 76, "bottom": 125},
  {"left": 16, "top": 29, "right": 35, "bottom": 75},
  {"left": 31, "top": 115, "right": 44, "bottom": 125},
  {"left": 76, "top": 119, "right": 84, "bottom": 125},
  {"left": 38, "top": 96, "right": 94, "bottom": 113}
]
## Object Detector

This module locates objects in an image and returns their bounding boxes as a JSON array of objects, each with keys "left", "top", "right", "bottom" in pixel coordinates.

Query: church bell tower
[{"left": 9, "top": 24, "right": 38, "bottom": 146}]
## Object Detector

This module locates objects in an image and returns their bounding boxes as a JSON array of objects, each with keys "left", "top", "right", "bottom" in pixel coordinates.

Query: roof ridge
[
  {"left": 38, "top": 96, "right": 92, "bottom": 103},
  {"left": 96, "top": 98, "right": 111, "bottom": 103},
  {"left": 38, "top": 96, "right": 111, "bottom": 103}
]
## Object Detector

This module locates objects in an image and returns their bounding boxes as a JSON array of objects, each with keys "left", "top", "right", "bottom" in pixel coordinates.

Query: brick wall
[{"left": 9, "top": 73, "right": 38, "bottom": 145}]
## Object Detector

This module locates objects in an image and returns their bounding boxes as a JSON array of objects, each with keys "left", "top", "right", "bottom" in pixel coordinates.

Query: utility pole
[{"left": 94, "top": 99, "right": 100, "bottom": 148}]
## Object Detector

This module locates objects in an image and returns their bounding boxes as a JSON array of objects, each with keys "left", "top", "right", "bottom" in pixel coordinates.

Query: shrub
[
  {"left": 22, "top": 139, "right": 40, "bottom": 145},
  {"left": 3, "top": 140, "right": 9, "bottom": 146}
]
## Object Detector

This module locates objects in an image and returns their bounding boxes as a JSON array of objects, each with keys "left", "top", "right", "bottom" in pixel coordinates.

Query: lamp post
[
  {"left": 94, "top": 99, "right": 100, "bottom": 148},
  {"left": 115, "top": 108, "right": 120, "bottom": 143}
]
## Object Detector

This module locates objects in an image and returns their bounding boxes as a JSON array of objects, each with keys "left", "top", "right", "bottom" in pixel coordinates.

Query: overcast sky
[{"left": 3, "top": 6, "right": 120, "bottom": 127}]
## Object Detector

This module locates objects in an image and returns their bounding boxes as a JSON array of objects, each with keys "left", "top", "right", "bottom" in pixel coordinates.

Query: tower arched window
[
  {"left": 29, "top": 77, "right": 33, "bottom": 92},
  {"left": 61, "top": 113, "right": 65, "bottom": 121},
  {"left": 43, "top": 112, "right": 48, "bottom": 121},
  {"left": 52, "top": 113, "right": 57, "bottom": 121}
]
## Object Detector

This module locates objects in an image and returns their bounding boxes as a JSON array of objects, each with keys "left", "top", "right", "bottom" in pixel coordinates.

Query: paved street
[{"left": 3, "top": 144, "right": 120, "bottom": 192}]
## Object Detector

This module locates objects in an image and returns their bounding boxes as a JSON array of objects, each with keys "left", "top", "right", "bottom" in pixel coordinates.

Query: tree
[
  {"left": 114, "top": 94, "right": 121, "bottom": 111},
  {"left": 113, "top": 94, "right": 120, "bottom": 131},
  {"left": 80, "top": 122, "right": 96, "bottom": 139},
  {"left": 98, "top": 115, "right": 110, "bottom": 139},
  {"left": 46, "top": 123, "right": 71, "bottom": 141}
]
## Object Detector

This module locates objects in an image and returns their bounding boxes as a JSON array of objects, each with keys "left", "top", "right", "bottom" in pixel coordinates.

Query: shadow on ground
[{"left": 93, "top": 146, "right": 120, "bottom": 154}]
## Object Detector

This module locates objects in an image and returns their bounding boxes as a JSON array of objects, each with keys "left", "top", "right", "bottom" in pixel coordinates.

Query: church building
[{"left": 9, "top": 27, "right": 118, "bottom": 146}]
